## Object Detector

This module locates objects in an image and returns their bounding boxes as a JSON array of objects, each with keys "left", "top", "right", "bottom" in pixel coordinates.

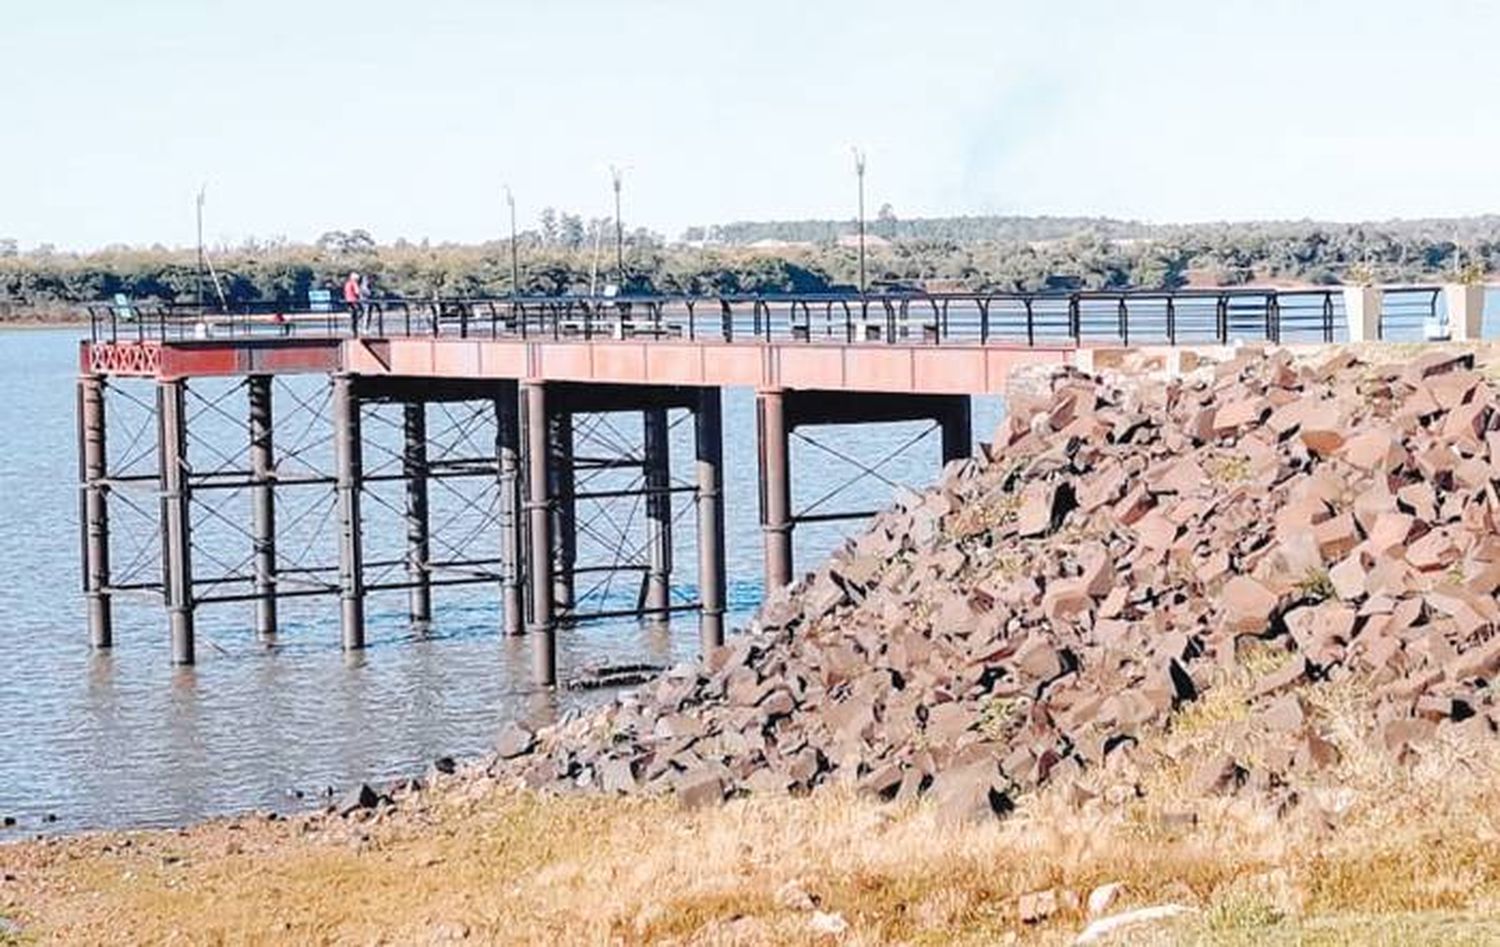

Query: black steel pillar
[
  {"left": 497, "top": 388, "right": 524, "bottom": 636},
  {"left": 248, "top": 375, "right": 277, "bottom": 640},
  {"left": 333, "top": 375, "right": 365, "bottom": 650},
  {"left": 940, "top": 396, "right": 972, "bottom": 466},
  {"left": 694, "top": 388, "right": 726, "bottom": 651},
  {"left": 78, "top": 374, "right": 111, "bottom": 649},
  {"left": 158, "top": 379, "right": 194, "bottom": 665},
  {"left": 402, "top": 400, "right": 431, "bottom": 630},
  {"left": 523, "top": 381, "right": 556, "bottom": 685},
  {"left": 547, "top": 410, "right": 576, "bottom": 613},
  {"left": 756, "top": 388, "right": 793, "bottom": 591},
  {"left": 642, "top": 406, "right": 672, "bottom": 621}
]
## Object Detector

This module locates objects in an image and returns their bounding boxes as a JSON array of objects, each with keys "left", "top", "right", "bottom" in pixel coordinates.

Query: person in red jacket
[{"left": 343, "top": 271, "right": 362, "bottom": 334}]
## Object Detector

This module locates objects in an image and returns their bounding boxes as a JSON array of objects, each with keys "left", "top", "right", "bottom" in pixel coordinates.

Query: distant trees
[
  {"left": 8, "top": 213, "right": 1500, "bottom": 318},
  {"left": 559, "top": 214, "right": 585, "bottom": 250},
  {"left": 314, "top": 230, "right": 376, "bottom": 255}
]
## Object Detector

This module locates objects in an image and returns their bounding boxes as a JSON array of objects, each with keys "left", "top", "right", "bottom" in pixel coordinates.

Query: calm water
[{"left": 0, "top": 328, "right": 1002, "bottom": 833}]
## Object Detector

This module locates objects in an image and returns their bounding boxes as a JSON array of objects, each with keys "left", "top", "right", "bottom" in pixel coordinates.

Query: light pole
[
  {"left": 504, "top": 185, "right": 520, "bottom": 298},
  {"left": 196, "top": 184, "right": 207, "bottom": 310},
  {"left": 610, "top": 165, "right": 624, "bottom": 289},
  {"left": 852, "top": 147, "right": 867, "bottom": 294}
]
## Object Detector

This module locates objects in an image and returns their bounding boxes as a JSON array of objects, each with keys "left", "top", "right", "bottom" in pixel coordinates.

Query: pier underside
[{"left": 78, "top": 339, "right": 987, "bottom": 685}]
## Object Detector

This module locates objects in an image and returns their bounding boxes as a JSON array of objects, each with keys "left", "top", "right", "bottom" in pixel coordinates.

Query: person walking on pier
[
  {"left": 343, "top": 271, "right": 363, "bottom": 335},
  {"left": 358, "top": 272, "right": 377, "bottom": 333}
]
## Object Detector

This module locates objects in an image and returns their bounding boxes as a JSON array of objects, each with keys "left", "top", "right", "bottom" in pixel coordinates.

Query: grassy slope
[{"left": 5, "top": 671, "right": 1500, "bottom": 945}]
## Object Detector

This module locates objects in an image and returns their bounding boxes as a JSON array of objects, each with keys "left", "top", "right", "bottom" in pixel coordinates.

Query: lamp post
[
  {"left": 504, "top": 185, "right": 519, "bottom": 298},
  {"left": 610, "top": 165, "right": 624, "bottom": 290},
  {"left": 852, "top": 147, "right": 867, "bottom": 294},
  {"left": 195, "top": 185, "right": 207, "bottom": 310}
]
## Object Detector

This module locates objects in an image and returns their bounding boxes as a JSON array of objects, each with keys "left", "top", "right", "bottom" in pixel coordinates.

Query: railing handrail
[
  {"left": 82, "top": 284, "right": 1460, "bottom": 349},
  {"left": 109, "top": 283, "right": 1450, "bottom": 313}
]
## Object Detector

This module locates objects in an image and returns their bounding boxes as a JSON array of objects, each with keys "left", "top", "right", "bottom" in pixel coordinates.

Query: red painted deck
[{"left": 83, "top": 337, "right": 1079, "bottom": 395}]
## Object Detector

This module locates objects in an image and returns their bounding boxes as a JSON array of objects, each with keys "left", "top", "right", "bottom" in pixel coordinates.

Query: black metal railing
[{"left": 83, "top": 285, "right": 1450, "bottom": 349}]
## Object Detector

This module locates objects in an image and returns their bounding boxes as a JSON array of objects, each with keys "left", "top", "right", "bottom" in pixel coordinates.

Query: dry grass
[{"left": 6, "top": 672, "right": 1500, "bottom": 946}]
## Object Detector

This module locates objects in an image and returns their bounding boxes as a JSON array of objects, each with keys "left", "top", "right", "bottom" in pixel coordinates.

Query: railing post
[
  {"left": 940, "top": 396, "right": 971, "bottom": 464},
  {"left": 249, "top": 375, "right": 277, "bottom": 640},
  {"left": 695, "top": 387, "right": 726, "bottom": 652},
  {"left": 158, "top": 378, "right": 194, "bottom": 665},
  {"left": 498, "top": 385, "right": 523, "bottom": 636},
  {"left": 78, "top": 374, "right": 111, "bottom": 649},
  {"left": 333, "top": 374, "right": 365, "bottom": 651},
  {"left": 756, "top": 388, "right": 793, "bottom": 592},
  {"left": 1166, "top": 296, "right": 1176, "bottom": 345},
  {"left": 521, "top": 381, "right": 556, "bottom": 686},
  {"left": 548, "top": 409, "right": 575, "bottom": 614},
  {"left": 1217, "top": 294, "right": 1229, "bottom": 344},
  {"left": 403, "top": 400, "right": 431, "bottom": 630},
  {"left": 642, "top": 406, "right": 672, "bottom": 622},
  {"left": 1068, "top": 294, "right": 1081, "bottom": 342}
]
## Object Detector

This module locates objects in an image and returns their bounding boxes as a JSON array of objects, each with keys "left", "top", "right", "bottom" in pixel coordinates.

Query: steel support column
[
  {"left": 402, "top": 400, "right": 431, "bottom": 629},
  {"left": 248, "top": 375, "right": 278, "bottom": 640},
  {"left": 756, "top": 388, "right": 793, "bottom": 591},
  {"left": 78, "top": 374, "right": 111, "bottom": 649},
  {"left": 523, "top": 382, "right": 556, "bottom": 684},
  {"left": 694, "top": 388, "right": 726, "bottom": 651},
  {"left": 158, "top": 379, "right": 194, "bottom": 664},
  {"left": 333, "top": 375, "right": 365, "bottom": 650},
  {"left": 547, "top": 409, "right": 575, "bottom": 613},
  {"left": 940, "top": 395, "right": 972, "bottom": 466},
  {"left": 642, "top": 406, "right": 673, "bottom": 621},
  {"left": 497, "top": 389, "right": 524, "bottom": 636}
]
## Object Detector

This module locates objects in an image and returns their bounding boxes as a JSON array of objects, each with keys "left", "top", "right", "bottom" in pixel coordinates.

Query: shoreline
[{"left": 0, "top": 320, "right": 83, "bottom": 331}]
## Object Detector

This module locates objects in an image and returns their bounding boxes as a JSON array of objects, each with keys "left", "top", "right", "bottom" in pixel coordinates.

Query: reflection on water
[{"left": 0, "top": 328, "right": 1001, "bottom": 832}]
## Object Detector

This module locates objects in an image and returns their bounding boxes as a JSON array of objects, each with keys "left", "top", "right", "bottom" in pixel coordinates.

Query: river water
[{"left": 0, "top": 328, "right": 1003, "bottom": 833}]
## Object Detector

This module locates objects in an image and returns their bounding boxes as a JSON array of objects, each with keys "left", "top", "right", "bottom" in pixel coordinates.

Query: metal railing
[{"left": 83, "top": 286, "right": 1449, "bottom": 348}]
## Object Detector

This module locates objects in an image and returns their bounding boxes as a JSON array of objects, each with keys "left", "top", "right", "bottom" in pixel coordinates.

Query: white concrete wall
[
  {"left": 1342, "top": 286, "right": 1383, "bottom": 343},
  {"left": 1444, "top": 283, "right": 1485, "bottom": 341}
]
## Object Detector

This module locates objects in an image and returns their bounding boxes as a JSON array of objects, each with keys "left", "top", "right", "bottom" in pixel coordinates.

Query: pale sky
[{"left": 3, "top": 0, "right": 1498, "bottom": 250}]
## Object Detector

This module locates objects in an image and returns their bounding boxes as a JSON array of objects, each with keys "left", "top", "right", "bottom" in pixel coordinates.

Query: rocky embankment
[{"left": 488, "top": 347, "right": 1500, "bottom": 821}]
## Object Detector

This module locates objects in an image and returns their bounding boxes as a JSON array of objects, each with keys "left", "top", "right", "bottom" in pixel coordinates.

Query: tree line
[{"left": 3, "top": 213, "right": 1497, "bottom": 319}]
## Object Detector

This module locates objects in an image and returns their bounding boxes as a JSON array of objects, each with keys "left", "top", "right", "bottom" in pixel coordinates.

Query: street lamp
[
  {"left": 851, "top": 147, "right": 867, "bottom": 294},
  {"left": 609, "top": 165, "right": 625, "bottom": 290},
  {"left": 504, "top": 185, "right": 520, "bottom": 298},
  {"left": 196, "top": 184, "right": 207, "bottom": 310}
]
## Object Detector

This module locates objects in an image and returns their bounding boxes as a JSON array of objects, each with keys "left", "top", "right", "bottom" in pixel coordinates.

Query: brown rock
[
  {"left": 1189, "top": 752, "right": 1246, "bottom": 796},
  {"left": 1341, "top": 430, "right": 1407, "bottom": 473},
  {"left": 1221, "top": 575, "right": 1279, "bottom": 635},
  {"left": 1017, "top": 482, "right": 1072, "bottom": 538},
  {"left": 1257, "top": 694, "right": 1307, "bottom": 732},
  {"left": 931, "top": 760, "right": 1010, "bottom": 824},
  {"left": 674, "top": 767, "right": 728, "bottom": 810},
  {"left": 495, "top": 722, "right": 536, "bottom": 760},
  {"left": 1213, "top": 397, "right": 1269, "bottom": 434}
]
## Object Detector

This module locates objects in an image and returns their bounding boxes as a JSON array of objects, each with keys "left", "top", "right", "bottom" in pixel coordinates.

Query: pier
[{"left": 76, "top": 284, "right": 1479, "bottom": 685}]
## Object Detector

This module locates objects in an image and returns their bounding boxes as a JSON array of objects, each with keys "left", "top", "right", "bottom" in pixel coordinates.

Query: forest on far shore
[{"left": 3, "top": 212, "right": 1497, "bottom": 319}]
